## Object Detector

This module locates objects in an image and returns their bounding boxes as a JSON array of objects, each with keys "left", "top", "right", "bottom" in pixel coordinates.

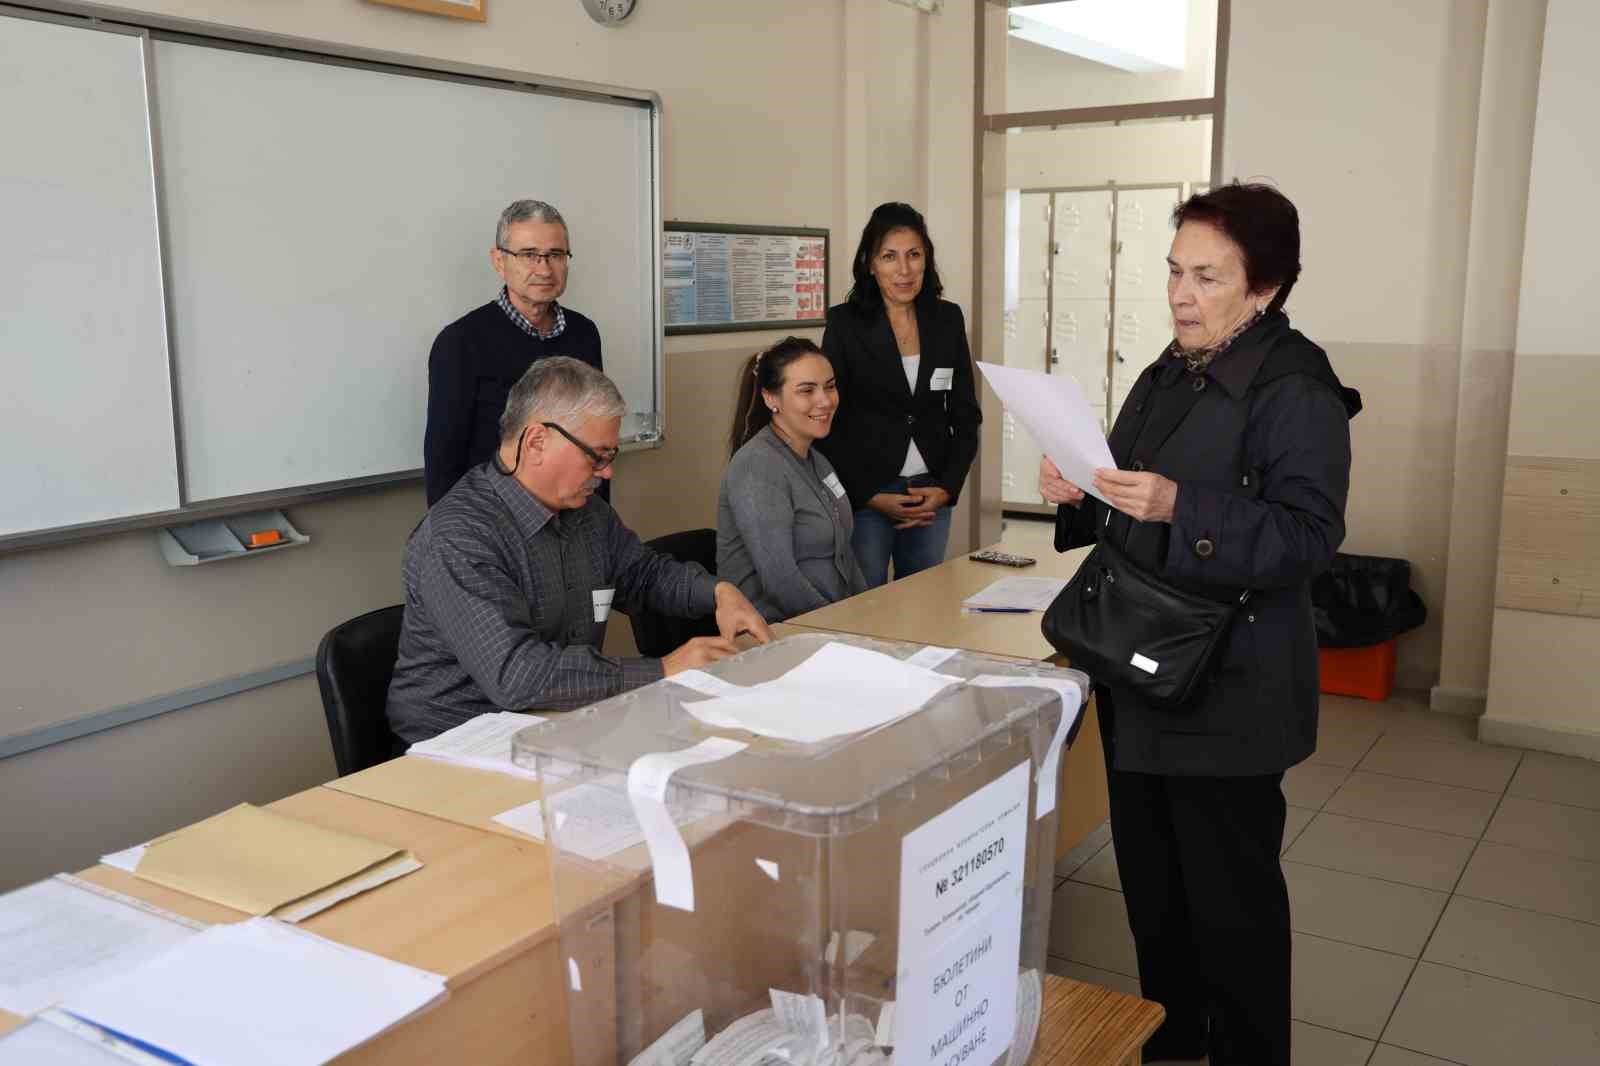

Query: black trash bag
[{"left": 1311, "top": 553, "right": 1427, "bottom": 648}]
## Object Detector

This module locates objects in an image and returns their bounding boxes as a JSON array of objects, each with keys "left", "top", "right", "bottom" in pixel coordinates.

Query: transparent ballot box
[{"left": 510, "top": 633, "right": 1088, "bottom": 1066}]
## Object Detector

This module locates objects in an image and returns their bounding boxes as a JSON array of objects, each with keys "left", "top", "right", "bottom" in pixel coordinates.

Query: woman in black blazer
[{"left": 817, "top": 203, "right": 982, "bottom": 587}]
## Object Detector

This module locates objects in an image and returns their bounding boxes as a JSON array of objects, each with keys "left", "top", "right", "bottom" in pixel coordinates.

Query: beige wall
[
  {"left": 1481, "top": 0, "right": 1600, "bottom": 759},
  {"left": 1224, "top": 0, "right": 1492, "bottom": 691},
  {"left": 1434, "top": 0, "right": 1546, "bottom": 710},
  {"left": 0, "top": 0, "right": 975, "bottom": 891},
  {"left": 1005, "top": 119, "right": 1211, "bottom": 190}
]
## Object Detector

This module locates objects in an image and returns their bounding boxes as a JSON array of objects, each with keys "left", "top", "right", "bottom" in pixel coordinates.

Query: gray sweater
[{"left": 717, "top": 427, "right": 868, "bottom": 622}]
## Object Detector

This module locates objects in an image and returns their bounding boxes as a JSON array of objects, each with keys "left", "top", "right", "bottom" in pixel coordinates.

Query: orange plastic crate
[{"left": 1318, "top": 639, "right": 1397, "bottom": 701}]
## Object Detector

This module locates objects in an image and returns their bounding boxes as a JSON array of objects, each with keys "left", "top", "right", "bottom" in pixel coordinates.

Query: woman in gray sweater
[{"left": 718, "top": 337, "right": 868, "bottom": 622}]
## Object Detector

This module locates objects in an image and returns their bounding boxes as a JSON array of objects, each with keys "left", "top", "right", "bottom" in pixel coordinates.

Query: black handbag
[{"left": 1041, "top": 531, "right": 1250, "bottom": 711}]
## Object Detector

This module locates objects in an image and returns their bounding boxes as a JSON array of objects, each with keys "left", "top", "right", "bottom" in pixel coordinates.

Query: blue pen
[{"left": 965, "top": 607, "right": 1033, "bottom": 614}]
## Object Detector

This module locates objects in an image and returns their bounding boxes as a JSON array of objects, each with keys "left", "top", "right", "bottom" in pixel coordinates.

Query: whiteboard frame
[{"left": 0, "top": 0, "right": 664, "bottom": 555}]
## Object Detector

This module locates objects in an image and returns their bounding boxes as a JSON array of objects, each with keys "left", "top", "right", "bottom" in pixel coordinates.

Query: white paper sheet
[
  {"left": 822, "top": 930, "right": 877, "bottom": 967},
  {"left": 406, "top": 710, "right": 546, "bottom": 779},
  {"left": 668, "top": 670, "right": 743, "bottom": 698},
  {"left": 962, "top": 576, "right": 1069, "bottom": 612},
  {"left": 768, "top": 989, "right": 828, "bottom": 1060},
  {"left": 0, "top": 877, "right": 198, "bottom": 1017},
  {"left": 492, "top": 781, "right": 708, "bottom": 862},
  {"left": 905, "top": 646, "right": 959, "bottom": 670},
  {"left": 977, "top": 361, "right": 1117, "bottom": 504},
  {"left": 0, "top": 1019, "right": 147, "bottom": 1066},
  {"left": 95, "top": 848, "right": 145, "bottom": 875},
  {"left": 682, "top": 643, "right": 960, "bottom": 744},
  {"left": 966, "top": 674, "right": 1085, "bottom": 819},
  {"left": 628, "top": 1009, "right": 706, "bottom": 1066},
  {"left": 61, "top": 917, "right": 447, "bottom": 1066},
  {"left": 627, "top": 737, "right": 749, "bottom": 912}
]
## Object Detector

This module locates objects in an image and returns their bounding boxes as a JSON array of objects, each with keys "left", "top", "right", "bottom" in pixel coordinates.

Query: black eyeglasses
[
  {"left": 497, "top": 246, "right": 573, "bottom": 267},
  {"left": 542, "top": 422, "right": 619, "bottom": 471}
]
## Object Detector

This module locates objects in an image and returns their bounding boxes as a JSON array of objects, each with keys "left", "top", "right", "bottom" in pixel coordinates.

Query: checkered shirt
[
  {"left": 386, "top": 464, "right": 718, "bottom": 742},
  {"left": 497, "top": 286, "right": 567, "bottom": 341}
]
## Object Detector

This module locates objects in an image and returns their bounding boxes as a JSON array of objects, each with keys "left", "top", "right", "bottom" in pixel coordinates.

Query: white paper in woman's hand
[{"left": 976, "top": 361, "right": 1117, "bottom": 504}]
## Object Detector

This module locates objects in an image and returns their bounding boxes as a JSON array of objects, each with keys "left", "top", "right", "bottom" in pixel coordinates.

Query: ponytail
[{"left": 727, "top": 336, "right": 826, "bottom": 457}]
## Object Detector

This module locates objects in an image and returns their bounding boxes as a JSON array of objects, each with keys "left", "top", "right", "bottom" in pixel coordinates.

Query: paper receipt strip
[
  {"left": 964, "top": 674, "right": 1085, "bottom": 819},
  {"left": 626, "top": 737, "right": 748, "bottom": 912}
]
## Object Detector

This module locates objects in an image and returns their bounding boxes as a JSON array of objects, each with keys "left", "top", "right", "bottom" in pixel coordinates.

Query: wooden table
[
  {"left": 1039, "top": 975, "right": 1165, "bottom": 1066},
  {"left": 75, "top": 787, "right": 566, "bottom": 1066},
  {"left": 7, "top": 600, "right": 1156, "bottom": 1065},
  {"left": 785, "top": 540, "right": 1109, "bottom": 863},
  {"left": 786, "top": 542, "right": 1091, "bottom": 661}
]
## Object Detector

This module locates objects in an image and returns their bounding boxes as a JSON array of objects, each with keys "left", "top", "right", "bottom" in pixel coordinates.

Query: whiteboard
[
  {"left": 153, "top": 40, "right": 658, "bottom": 503},
  {"left": 0, "top": 14, "right": 179, "bottom": 537}
]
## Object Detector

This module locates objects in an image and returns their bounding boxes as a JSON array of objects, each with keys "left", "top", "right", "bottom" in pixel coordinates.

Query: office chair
[
  {"left": 629, "top": 529, "right": 722, "bottom": 657},
  {"left": 315, "top": 604, "right": 407, "bottom": 776}
]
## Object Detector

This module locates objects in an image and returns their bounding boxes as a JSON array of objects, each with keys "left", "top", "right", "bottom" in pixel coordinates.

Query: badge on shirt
[
  {"left": 929, "top": 367, "right": 954, "bottom": 392},
  {"left": 822, "top": 472, "right": 847, "bottom": 499},
  {"left": 592, "top": 587, "right": 616, "bottom": 623}
]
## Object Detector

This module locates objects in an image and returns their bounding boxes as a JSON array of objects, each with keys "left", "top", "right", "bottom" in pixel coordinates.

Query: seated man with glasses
[
  {"left": 423, "top": 199, "right": 605, "bottom": 506},
  {"left": 388, "top": 357, "right": 772, "bottom": 743}
]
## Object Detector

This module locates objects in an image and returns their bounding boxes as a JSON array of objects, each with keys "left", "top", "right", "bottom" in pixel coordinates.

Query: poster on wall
[{"left": 663, "top": 223, "right": 828, "bottom": 334}]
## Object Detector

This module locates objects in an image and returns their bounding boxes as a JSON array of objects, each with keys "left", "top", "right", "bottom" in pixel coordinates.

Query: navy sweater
[{"left": 423, "top": 301, "right": 603, "bottom": 505}]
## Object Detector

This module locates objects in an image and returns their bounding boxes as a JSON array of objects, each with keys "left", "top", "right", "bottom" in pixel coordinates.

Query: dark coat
[
  {"left": 1054, "top": 311, "right": 1361, "bottom": 776},
  {"left": 817, "top": 298, "right": 983, "bottom": 509}
]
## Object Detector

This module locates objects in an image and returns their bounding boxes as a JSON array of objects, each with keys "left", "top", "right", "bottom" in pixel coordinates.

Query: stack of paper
[
  {"left": 962, "top": 576, "right": 1069, "bottom": 612},
  {"left": 0, "top": 877, "right": 198, "bottom": 1019},
  {"left": 59, "top": 917, "right": 447, "bottom": 1066},
  {"left": 101, "top": 804, "right": 420, "bottom": 922},
  {"left": 407, "top": 710, "right": 546, "bottom": 779},
  {"left": 681, "top": 643, "right": 961, "bottom": 744}
]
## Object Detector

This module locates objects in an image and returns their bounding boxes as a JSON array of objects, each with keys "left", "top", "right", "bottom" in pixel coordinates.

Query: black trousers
[{"left": 1102, "top": 718, "right": 1292, "bottom": 1063}]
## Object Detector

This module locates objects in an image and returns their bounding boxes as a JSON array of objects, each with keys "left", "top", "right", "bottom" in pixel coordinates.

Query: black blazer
[
  {"left": 817, "top": 298, "right": 983, "bottom": 510},
  {"left": 1055, "top": 312, "right": 1360, "bottom": 777}
]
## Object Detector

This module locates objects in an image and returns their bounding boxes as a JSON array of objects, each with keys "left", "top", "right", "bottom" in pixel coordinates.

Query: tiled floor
[{"left": 1045, "top": 690, "right": 1600, "bottom": 1065}]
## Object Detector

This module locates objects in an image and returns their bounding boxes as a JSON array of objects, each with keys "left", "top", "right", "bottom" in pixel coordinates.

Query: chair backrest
[
  {"left": 630, "top": 529, "right": 721, "bottom": 657},
  {"left": 315, "top": 604, "right": 406, "bottom": 776}
]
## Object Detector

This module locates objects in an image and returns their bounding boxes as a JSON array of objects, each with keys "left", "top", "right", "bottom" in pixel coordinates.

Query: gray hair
[
  {"left": 499, "top": 357, "right": 626, "bottom": 442},
  {"left": 495, "top": 199, "right": 568, "bottom": 248}
]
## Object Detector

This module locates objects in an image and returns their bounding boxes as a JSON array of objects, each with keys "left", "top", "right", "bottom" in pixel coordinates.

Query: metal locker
[
  {"left": 1018, "top": 192, "right": 1051, "bottom": 303},
  {"left": 1051, "top": 190, "right": 1114, "bottom": 301},
  {"left": 1114, "top": 187, "right": 1182, "bottom": 303}
]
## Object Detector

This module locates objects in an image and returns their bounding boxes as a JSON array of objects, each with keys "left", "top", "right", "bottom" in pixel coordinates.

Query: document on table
[
  {"left": 0, "top": 877, "right": 198, "bottom": 1018},
  {"left": 962, "top": 575, "right": 1069, "bottom": 612},
  {"left": 407, "top": 710, "right": 547, "bottom": 779},
  {"left": 60, "top": 917, "right": 447, "bottom": 1066},
  {"left": 0, "top": 1018, "right": 150, "bottom": 1065},
  {"left": 976, "top": 361, "right": 1117, "bottom": 504},
  {"left": 99, "top": 804, "right": 420, "bottom": 921},
  {"left": 681, "top": 642, "right": 961, "bottom": 744},
  {"left": 492, "top": 781, "right": 709, "bottom": 861}
]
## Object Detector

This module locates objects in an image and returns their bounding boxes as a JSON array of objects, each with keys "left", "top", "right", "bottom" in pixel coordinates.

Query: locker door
[
  {"left": 1111, "top": 188, "right": 1180, "bottom": 424},
  {"left": 1052, "top": 190, "right": 1113, "bottom": 417},
  {"left": 1018, "top": 193, "right": 1051, "bottom": 303},
  {"left": 1051, "top": 190, "right": 1113, "bottom": 301},
  {"left": 1052, "top": 298, "right": 1111, "bottom": 414}
]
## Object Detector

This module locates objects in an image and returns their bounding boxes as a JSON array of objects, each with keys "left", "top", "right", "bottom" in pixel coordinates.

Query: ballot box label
[{"left": 895, "top": 760, "right": 1028, "bottom": 1066}]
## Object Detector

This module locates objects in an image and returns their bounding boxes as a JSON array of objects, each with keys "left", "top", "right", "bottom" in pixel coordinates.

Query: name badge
[
  {"left": 929, "top": 367, "right": 954, "bottom": 391},
  {"left": 822, "top": 472, "right": 847, "bottom": 499},
  {"left": 592, "top": 587, "right": 616, "bottom": 623}
]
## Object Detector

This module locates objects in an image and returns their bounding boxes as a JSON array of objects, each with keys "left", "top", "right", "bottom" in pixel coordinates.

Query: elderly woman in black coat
[{"left": 1041, "top": 183, "right": 1360, "bottom": 1066}]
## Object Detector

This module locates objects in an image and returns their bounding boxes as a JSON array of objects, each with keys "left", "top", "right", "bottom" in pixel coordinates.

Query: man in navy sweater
[{"left": 423, "top": 200, "right": 605, "bottom": 505}]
